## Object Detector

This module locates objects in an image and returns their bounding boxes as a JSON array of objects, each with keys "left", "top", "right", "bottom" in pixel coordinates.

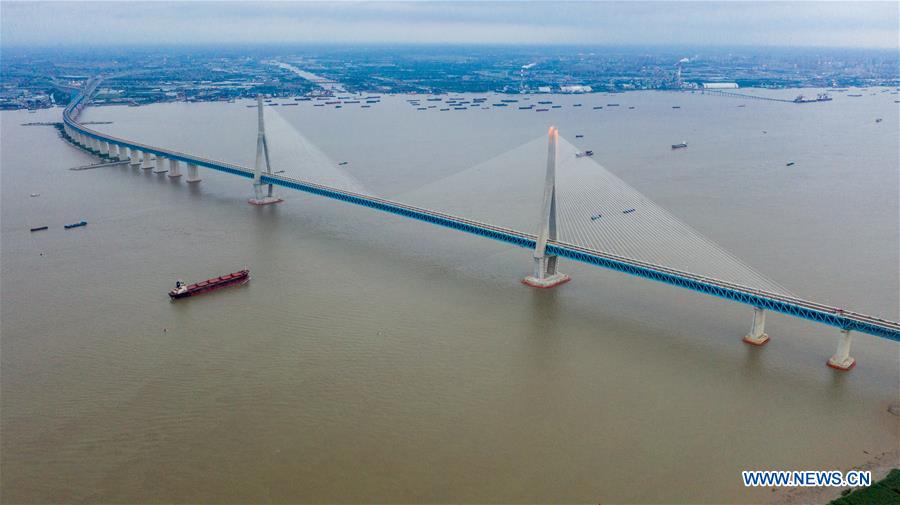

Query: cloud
[{"left": 1, "top": 1, "right": 897, "bottom": 48}]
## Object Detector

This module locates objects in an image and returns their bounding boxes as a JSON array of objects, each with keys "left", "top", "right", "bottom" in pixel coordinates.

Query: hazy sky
[{"left": 1, "top": 1, "right": 898, "bottom": 48}]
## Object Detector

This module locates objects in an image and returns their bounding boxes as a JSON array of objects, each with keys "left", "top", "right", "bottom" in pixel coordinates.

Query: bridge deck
[{"left": 62, "top": 83, "right": 900, "bottom": 342}]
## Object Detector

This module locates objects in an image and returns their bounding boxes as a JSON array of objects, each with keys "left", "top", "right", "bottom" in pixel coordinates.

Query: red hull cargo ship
[{"left": 169, "top": 269, "right": 250, "bottom": 299}]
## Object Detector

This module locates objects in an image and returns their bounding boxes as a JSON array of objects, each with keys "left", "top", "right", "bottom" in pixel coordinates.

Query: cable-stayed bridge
[{"left": 61, "top": 79, "right": 899, "bottom": 371}]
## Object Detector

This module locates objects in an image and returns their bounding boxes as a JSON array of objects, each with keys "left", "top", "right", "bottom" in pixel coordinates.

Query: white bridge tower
[
  {"left": 523, "top": 126, "right": 571, "bottom": 288},
  {"left": 248, "top": 95, "right": 283, "bottom": 206}
]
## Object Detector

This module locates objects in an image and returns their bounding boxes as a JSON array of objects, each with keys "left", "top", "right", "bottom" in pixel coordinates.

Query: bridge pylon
[
  {"left": 523, "top": 126, "right": 570, "bottom": 289},
  {"left": 248, "top": 95, "right": 283, "bottom": 206}
]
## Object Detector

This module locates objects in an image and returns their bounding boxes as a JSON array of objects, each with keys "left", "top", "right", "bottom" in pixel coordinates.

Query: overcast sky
[{"left": 1, "top": 1, "right": 898, "bottom": 48}]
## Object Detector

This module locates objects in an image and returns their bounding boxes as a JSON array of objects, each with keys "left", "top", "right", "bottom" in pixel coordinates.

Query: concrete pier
[
  {"left": 141, "top": 152, "right": 154, "bottom": 170},
  {"left": 130, "top": 149, "right": 142, "bottom": 166},
  {"left": 109, "top": 144, "right": 120, "bottom": 161},
  {"left": 153, "top": 156, "right": 168, "bottom": 173},
  {"left": 99, "top": 141, "right": 110, "bottom": 157},
  {"left": 742, "top": 307, "right": 770, "bottom": 345},
  {"left": 827, "top": 329, "right": 855, "bottom": 371},
  {"left": 168, "top": 158, "right": 182, "bottom": 178},
  {"left": 92, "top": 138, "right": 102, "bottom": 154},
  {"left": 523, "top": 126, "right": 570, "bottom": 288},
  {"left": 185, "top": 163, "right": 201, "bottom": 183}
]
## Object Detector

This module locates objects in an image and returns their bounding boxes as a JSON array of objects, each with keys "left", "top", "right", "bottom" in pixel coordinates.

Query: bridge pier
[
  {"left": 168, "top": 159, "right": 182, "bottom": 178},
  {"left": 185, "top": 163, "right": 201, "bottom": 183},
  {"left": 827, "top": 329, "right": 855, "bottom": 371},
  {"left": 153, "top": 156, "right": 168, "bottom": 173},
  {"left": 742, "top": 307, "right": 770, "bottom": 345},
  {"left": 109, "top": 144, "right": 121, "bottom": 161},
  {"left": 130, "top": 149, "right": 142, "bottom": 166},
  {"left": 523, "top": 126, "right": 570, "bottom": 289},
  {"left": 248, "top": 95, "right": 282, "bottom": 205},
  {"left": 99, "top": 141, "right": 110, "bottom": 157},
  {"left": 141, "top": 152, "right": 154, "bottom": 170},
  {"left": 91, "top": 138, "right": 101, "bottom": 154}
]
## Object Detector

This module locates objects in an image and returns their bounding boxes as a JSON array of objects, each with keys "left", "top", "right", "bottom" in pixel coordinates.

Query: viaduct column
[
  {"left": 130, "top": 149, "right": 142, "bottom": 166},
  {"left": 742, "top": 307, "right": 770, "bottom": 345},
  {"left": 141, "top": 152, "right": 154, "bottom": 170},
  {"left": 99, "top": 141, "right": 110, "bottom": 157},
  {"left": 523, "top": 126, "right": 570, "bottom": 288},
  {"left": 827, "top": 329, "right": 855, "bottom": 371},
  {"left": 153, "top": 155, "right": 168, "bottom": 173},
  {"left": 186, "top": 163, "right": 201, "bottom": 183},
  {"left": 168, "top": 159, "right": 182, "bottom": 178}
]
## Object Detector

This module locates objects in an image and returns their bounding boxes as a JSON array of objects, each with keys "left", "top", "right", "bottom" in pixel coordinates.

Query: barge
[{"left": 169, "top": 269, "right": 250, "bottom": 299}]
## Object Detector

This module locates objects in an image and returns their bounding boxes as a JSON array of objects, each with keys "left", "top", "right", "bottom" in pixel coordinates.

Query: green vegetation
[{"left": 830, "top": 469, "right": 900, "bottom": 505}]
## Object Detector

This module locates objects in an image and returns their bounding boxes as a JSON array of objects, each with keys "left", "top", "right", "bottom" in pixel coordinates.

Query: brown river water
[{"left": 2, "top": 88, "right": 898, "bottom": 503}]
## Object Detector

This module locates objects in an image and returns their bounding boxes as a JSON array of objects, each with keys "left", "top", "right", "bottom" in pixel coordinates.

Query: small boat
[
  {"left": 501, "top": 99, "right": 518, "bottom": 103},
  {"left": 575, "top": 135, "right": 584, "bottom": 138},
  {"left": 335, "top": 105, "right": 342, "bottom": 108},
  {"left": 344, "top": 100, "right": 360, "bottom": 104},
  {"left": 593, "top": 106, "right": 603, "bottom": 110},
  {"left": 440, "top": 108, "right": 450, "bottom": 111},
  {"left": 30, "top": 226, "right": 48, "bottom": 232},
  {"left": 786, "top": 162, "right": 795, "bottom": 167},
  {"left": 64, "top": 220, "right": 87, "bottom": 229},
  {"left": 628, "top": 106, "right": 635, "bottom": 109},
  {"left": 361, "top": 105, "right": 371, "bottom": 108},
  {"left": 535, "top": 108, "right": 549, "bottom": 112},
  {"left": 338, "top": 161, "right": 348, "bottom": 166},
  {"left": 623, "top": 208, "right": 636, "bottom": 214},
  {"left": 313, "top": 104, "right": 325, "bottom": 107},
  {"left": 590, "top": 214, "right": 601, "bottom": 221},
  {"left": 518, "top": 106, "right": 533, "bottom": 109},
  {"left": 169, "top": 269, "right": 250, "bottom": 299},
  {"left": 551, "top": 105, "right": 562, "bottom": 109},
  {"left": 671, "top": 142, "right": 688, "bottom": 149},
  {"left": 847, "top": 94, "right": 863, "bottom": 97},
  {"left": 366, "top": 100, "right": 379, "bottom": 103},
  {"left": 492, "top": 103, "right": 508, "bottom": 107},
  {"left": 737, "top": 104, "right": 746, "bottom": 108},
  {"left": 875, "top": 118, "right": 883, "bottom": 123},
  {"left": 427, "top": 98, "right": 442, "bottom": 101},
  {"left": 607, "top": 103, "right": 620, "bottom": 107},
  {"left": 30, "top": 193, "right": 39, "bottom": 197},
  {"left": 538, "top": 101, "right": 552, "bottom": 104},
  {"left": 575, "top": 150, "right": 594, "bottom": 158},
  {"left": 573, "top": 104, "right": 582, "bottom": 107},
  {"left": 417, "top": 107, "right": 427, "bottom": 110},
  {"left": 672, "top": 106, "right": 681, "bottom": 109}
]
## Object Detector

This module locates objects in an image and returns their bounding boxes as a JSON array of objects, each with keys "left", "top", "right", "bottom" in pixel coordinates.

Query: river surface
[{"left": 2, "top": 88, "right": 898, "bottom": 503}]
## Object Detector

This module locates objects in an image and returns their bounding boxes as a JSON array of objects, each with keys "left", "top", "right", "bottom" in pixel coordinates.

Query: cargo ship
[{"left": 169, "top": 269, "right": 250, "bottom": 299}]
